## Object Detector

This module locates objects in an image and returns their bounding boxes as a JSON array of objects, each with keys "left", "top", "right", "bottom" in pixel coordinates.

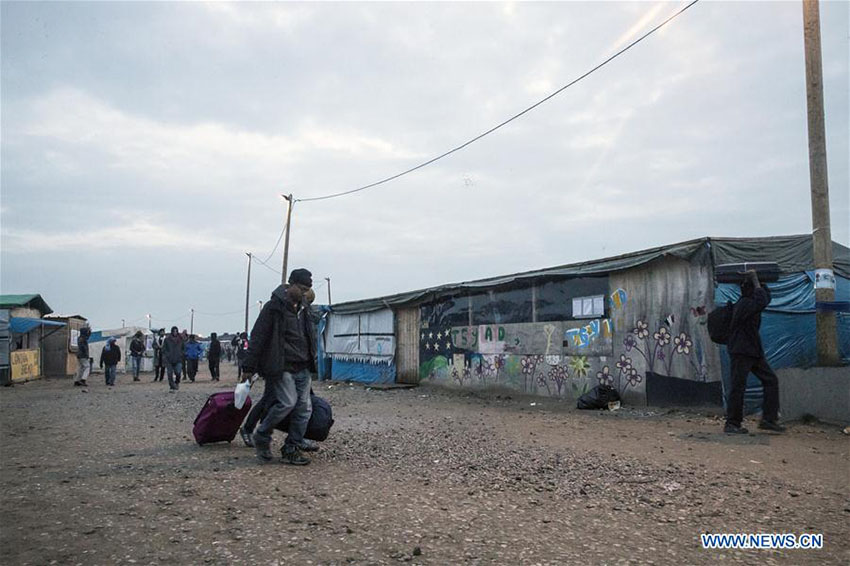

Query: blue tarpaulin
[
  {"left": 10, "top": 317, "right": 66, "bottom": 334},
  {"left": 715, "top": 273, "right": 850, "bottom": 413}
]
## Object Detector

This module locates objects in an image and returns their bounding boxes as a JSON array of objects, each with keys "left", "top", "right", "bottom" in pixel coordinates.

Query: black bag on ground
[
  {"left": 276, "top": 393, "right": 335, "bottom": 441},
  {"left": 707, "top": 301, "right": 734, "bottom": 345},
  {"left": 577, "top": 385, "right": 621, "bottom": 410}
]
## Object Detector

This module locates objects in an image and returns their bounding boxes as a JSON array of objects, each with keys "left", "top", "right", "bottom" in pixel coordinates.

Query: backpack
[
  {"left": 577, "top": 385, "right": 621, "bottom": 410},
  {"left": 707, "top": 301, "right": 734, "bottom": 344}
]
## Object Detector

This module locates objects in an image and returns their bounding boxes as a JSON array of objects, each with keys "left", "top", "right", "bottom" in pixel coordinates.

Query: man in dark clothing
[
  {"left": 208, "top": 333, "right": 222, "bottom": 381},
  {"left": 236, "top": 332, "right": 249, "bottom": 379},
  {"left": 73, "top": 326, "right": 91, "bottom": 387},
  {"left": 725, "top": 270, "right": 785, "bottom": 434},
  {"left": 241, "top": 268, "right": 317, "bottom": 465},
  {"left": 100, "top": 337, "right": 121, "bottom": 387},
  {"left": 153, "top": 328, "right": 166, "bottom": 382},
  {"left": 130, "top": 331, "right": 145, "bottom": 381},
  {"left": 162, "top": 326, "right": 185, "bottom": 392}
]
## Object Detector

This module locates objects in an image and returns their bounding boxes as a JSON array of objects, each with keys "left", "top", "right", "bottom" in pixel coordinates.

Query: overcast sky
[{"left": 2, "top": 1, "right": 848, "bottom": 335}]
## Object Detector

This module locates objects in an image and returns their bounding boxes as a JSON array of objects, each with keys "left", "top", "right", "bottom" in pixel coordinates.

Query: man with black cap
[{"left": 241, "top": 268, "right": 317, "bottom": 465}]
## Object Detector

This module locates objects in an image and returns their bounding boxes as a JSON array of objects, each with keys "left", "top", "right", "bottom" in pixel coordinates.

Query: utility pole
[
  {"left": 244, "top": 252, "right": 252, "bottom": 334},
  {"left": 281, "top": 194, "right": 293, "bottom": 283},
  {"left": 802, "top": 0, "right": 839, "bottom": 365},
  {"left": 325, "top": 277, "right": 332, "bottom": 305},
  {"left": 121, "top": 319, "right": 125, "bottom": 328},
  {"left": 146, "top": 314, "right": 151, "bottom": 330},
  {"left": 190, "top": 309, "right": 194, "bottom": 335}
]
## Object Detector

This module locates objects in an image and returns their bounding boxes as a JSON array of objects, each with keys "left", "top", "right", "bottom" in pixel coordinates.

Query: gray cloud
[{"left": 2, "top": 1, "right": 847, "bottom": 333}]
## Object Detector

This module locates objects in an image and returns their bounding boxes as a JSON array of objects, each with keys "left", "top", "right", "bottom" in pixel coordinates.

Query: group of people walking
[{"left": 151, "top": 327, "right": 224, "bottom": 391}]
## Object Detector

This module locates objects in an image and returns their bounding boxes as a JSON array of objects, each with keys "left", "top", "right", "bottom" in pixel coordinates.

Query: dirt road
[{"left": 1, "top": 364, "right": 847, "bottom": 565}]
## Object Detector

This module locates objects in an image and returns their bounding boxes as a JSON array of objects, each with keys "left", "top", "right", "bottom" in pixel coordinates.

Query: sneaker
[
  {"left": 298, "top": 439, "right": 320, "bottom": 452},
  {"left": 239, "top": 427, "right": 254, "bottom": 447},
  {"left": 281, "top": 447, "right": 311, "bottom": 466},
  {"left": 253, "top": 434, "right": 273, "bottom": 463},
  {"left": 80, "top": 381, "right": 88, "bottom": 387},
  {"left": 758, "top": 420, "right": 786, "bottom": 433},
  {"left": 724, "top": 423, "right": 748, "bottom": 434},
  {"left": 73, "top": 381, "right": 81, "bottom": 387}
]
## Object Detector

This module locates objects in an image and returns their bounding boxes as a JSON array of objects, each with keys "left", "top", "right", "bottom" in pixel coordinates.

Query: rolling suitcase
[
  {"left": 714, "top": 262, "right": 780, "bottom": 284},
  {"left": 193, "top": 391, "right": 253, "bottom": 445}
]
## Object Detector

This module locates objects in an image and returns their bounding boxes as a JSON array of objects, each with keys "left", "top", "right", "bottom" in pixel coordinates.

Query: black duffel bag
[
  {"left": 577, "top": 385, "right": 621, "bottom": 410},
  {"left": 276, "top": 392, "right": 335, "bottom": 441}
]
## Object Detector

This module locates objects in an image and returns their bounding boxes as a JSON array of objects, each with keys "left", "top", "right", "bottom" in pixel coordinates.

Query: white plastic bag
[{"left": 234, "top": 374, "right": 257, "bottom": 409}]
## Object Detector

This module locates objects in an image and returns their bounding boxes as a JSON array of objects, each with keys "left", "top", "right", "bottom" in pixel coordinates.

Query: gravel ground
[{"left": 1, "top": 363, "right": 848, "bottom": 565}]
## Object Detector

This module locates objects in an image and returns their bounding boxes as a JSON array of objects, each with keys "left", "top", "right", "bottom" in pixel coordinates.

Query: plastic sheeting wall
[
  {"left": 715, "top": 273, "right": 850, "bottom": 413},
  {"left": 326, "top": 309, "right": 395, "bottom": 384}
]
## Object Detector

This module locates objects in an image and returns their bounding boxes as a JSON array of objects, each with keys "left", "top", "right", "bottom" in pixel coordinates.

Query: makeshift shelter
[
  {"left": 42, "top": 315, "right": 90, "bottom": 378},
  {"left": 326, "top": 235, "right": 849, "bottom": 407},
  {"left": 88, "top": 327, "right": 154, "bottom": 373},
  {"left": 0, "top": 294, "right": 66, "bottom": 382}
]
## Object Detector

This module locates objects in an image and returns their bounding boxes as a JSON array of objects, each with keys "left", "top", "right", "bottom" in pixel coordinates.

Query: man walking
[
  {"left": 99, "top": 337, "right": 121, "bottom": 387},
  {"left": 129, "top": 331, "right": 145, "bottom": 381},
  {"left": 185, "top": 334, "right": 203, "bottom": 382},
  {"left": 153, "top": 328, "right": 166, "bottom": 382},
  {"left": 241, "top": 268, "right": 317, "bottom": 465},
  {"left": 208, "top": 332, "right": 222, "bottom": 381},
  {"left": 73, "top": 326, "right": 91, "bottom": 387},
  {"left": 725, "top": 270, "right": 785, "bottom": 434},
  {"left": 163, "top": 326, "right": 185, "bottom": 392}
]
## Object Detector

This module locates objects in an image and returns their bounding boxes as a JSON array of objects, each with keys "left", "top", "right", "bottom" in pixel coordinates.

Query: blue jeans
[
  {"left": 104, "top": 365, "right": 117, "bottom": 386},
  {"left": 254, "top": 369, "right": 312, "bottom": 450},
  {"left": 131, "top": 356, "right": 142, "bottom": 379},
  {"left": 166, "top": 362, "right": 182, "bottom": 390}
]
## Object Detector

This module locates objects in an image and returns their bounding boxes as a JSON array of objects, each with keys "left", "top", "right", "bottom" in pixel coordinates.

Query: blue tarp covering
[
  {"left": 10, "top": 317, "right": 65, "bottom": 334},
  {"left": 330, "top": 359, "right": 396, "bottom": 384},
  {"left": 715, "top": 273, "right": 850, "bottom": 413}
]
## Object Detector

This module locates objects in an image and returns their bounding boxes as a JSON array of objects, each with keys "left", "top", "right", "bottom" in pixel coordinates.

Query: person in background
[
  {"left": 208, "top": 332, "right": 222, "bottom": 381},
  {"left": 185, "top": 334, "right": 203, "bottom": 382},
  {"left": 73, "top": 326, "right": 92, "bottom": 387},
  {"left": 236, "top": 332, "right": 249, "bottom": 380},
  {"left": 129, "top": 331, "right": 145, "bottom": 381},
  {"left": 99, "top": 337, "right": 121, "bottom": 387},
  {"left": 225, "top": 342, "right": 233, "bottom": 363},
  {"left": 725, "top": 269, "right": 785, "bottom": 434},
  {"left": 181, "top": 329, "right": 189, "bottom": 380},
  {"left": 153, "top": 328, "right": 166, "bottom": 382},
  {"left": 163, "top": 326, "right": 185, "bottom": 392}
]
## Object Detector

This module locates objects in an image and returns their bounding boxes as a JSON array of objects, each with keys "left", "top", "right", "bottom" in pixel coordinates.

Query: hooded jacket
[
  {"left": 130, "top": 336, "right": 145, "bottom": 358},
  {"left": 76, "top": 328, "right": 90, "bottom": 359},
  {"left": 728, "top": 286, "right": 771, "bottom": 358},
  {"left": 100, "top": 339, "right": 121, "bottom": 367},
  {"left": 185, "top": 340, "right": 204, "bottom": 360},
  {"left": 162, "top": 333, "right": 185, "bottom": 365},
  {"left": 208, "top": 337, "right": 222, "bottom": 360},
  {"left": 241, "top": 284, "right": 317, "bottom": 378}
]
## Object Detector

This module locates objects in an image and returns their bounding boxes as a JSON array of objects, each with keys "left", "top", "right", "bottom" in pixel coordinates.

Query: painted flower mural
[
  {"left": 568, "top": 356, "right": 591, "bottom": 378},
  {"left": 596, "top": 366, "right": 614, "bottom": 386}
]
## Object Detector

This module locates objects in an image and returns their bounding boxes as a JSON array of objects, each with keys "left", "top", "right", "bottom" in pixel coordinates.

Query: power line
[
  {"left": 252, "top": 254, "right": 282, "bottom": 275},
  {"left": 262, "top": 225, "right": 287, "bottom": 264},
  {"left": 296, "top": 0, "right": 700, "bottom": 204}
]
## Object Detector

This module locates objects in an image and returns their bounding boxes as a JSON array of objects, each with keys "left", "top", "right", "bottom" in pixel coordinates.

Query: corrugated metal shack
[{"left": 325, "top": 235, "right": 850, "bottom": 407}]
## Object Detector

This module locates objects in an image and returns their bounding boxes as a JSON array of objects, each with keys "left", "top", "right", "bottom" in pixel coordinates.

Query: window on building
[
  {"left": 536, "top": 277, "right": 609, "bottom": 321},
  {"left": 471, "top": 286, "right": 533, "bottom": 325}
]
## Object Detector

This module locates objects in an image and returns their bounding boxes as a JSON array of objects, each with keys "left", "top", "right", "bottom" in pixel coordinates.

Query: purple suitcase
[{"left": 193, "top": 391, "right": 252, "bottom": 445}]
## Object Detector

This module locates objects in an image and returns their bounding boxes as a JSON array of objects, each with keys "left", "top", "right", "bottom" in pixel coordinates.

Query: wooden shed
[{"left": 42, "top": 315, "right": 89, "bottom": 378}]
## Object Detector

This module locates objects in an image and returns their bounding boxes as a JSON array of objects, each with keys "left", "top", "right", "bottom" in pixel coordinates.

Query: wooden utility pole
[
  {"left": 190, "top": 309, "right": 194, "bottom": 335},
  {"left": 244, "top": 252, "right": 252, "bottom": 334},
  {"left": 802, "top": 0, "right": 839, "bottom": 365},
  {"left": 325, "top": 277, "right": 332, "bottom": 305},
  {"left": 281, "top": 194, "right": 293, "bottom": 284}
]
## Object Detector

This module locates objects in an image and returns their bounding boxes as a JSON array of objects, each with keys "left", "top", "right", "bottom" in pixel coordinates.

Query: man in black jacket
[
  {"left": 73, "top": 326, "right": 91, "bottom": 387},
  {"left": 725, "top": 270, "right": 785, "bottom": 434},
  {"left": 208, "top": 333, "right": 222, "bottom": 381},
  {"left": 130, "top": 331, "right": 145, "bottom": 381},
  {"left": 242, "top": 268, "right": 317, "bottom": 465}
]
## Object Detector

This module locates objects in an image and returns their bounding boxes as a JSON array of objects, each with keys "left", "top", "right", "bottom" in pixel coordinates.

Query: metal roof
[
  {"left": 329, "top": 235, "right": 850, "bottom": 314},
  {"left": 0, "top": 294, "right": 53, "bottom": 315}
]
